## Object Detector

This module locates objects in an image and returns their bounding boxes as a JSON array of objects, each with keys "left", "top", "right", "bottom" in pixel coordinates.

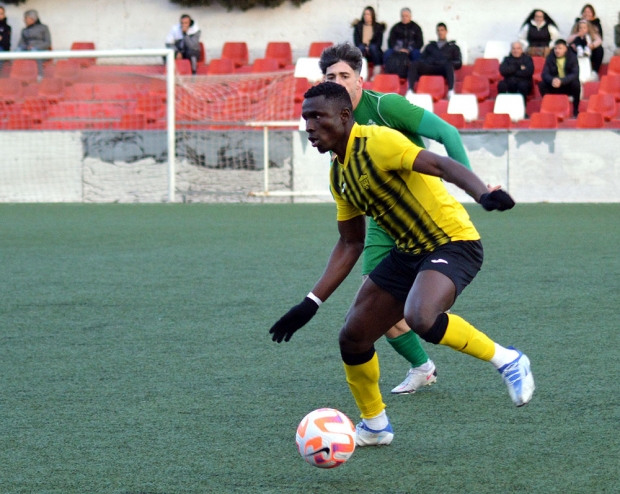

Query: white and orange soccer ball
[{"left": 295, "top": 408, "right": 356, "bottom": 468}]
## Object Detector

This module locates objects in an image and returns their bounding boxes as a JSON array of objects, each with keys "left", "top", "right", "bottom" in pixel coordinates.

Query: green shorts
[{"left": 362, "top": 218, "right": 395, "bottom": 276}]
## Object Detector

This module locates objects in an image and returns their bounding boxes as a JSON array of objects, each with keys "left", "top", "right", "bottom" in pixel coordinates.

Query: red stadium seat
[
  {"left": 6, "top": 114, "right": 34, "bottom": 130},
  {"left": 9, "top": 59, "right": 39, "bottom": 85},
  {"left": 461, "top": 74, "right": 490, "bottom": 101},
  {"left": 540, "top": 94, "right": 571, "bottom": 121},
  {"left": 252, "top": 57, "right": 280, "bottom": 73},
  {"left": 478, "top": 99, "right": 495, "bottom": 119},
  {"left": 416, "top": 75, "right": 446, "bottom": 102},
  {"left": 294, "top": 77, "right": 310, "bottom": 103},
  {"left": 582, "top": 81, "right": 600, "bottom": 100},
  {"left": 598, "top": 75, "right": 620, "bottom": 101},
  {"left": 308, "top": 42, "right": 333, "bottom": 58},
  {"left": 433, "top": 99, "right": 449, "bottom": 114},
  {"left": 576, "top": 111, "right": 604, "bottom": 128},
  {"left": 21, "top": 97, "right": 49, "bottom": 123},
  {"left": 174, "top": 59, "right": 192, "bottom": 75},
  {"left": 472, "top": 57, "right": 501, "bottom": 82},
  {"left": 93, "top": 83, "right": 145, "bottom": 101},
  {"left": 118, "top": 113, "right": 147, "bottom": 130},
  {"left": 371, "top": 74, "right": 401, "bottom": 93},
  {"left": 37, "top": 78, "right": 65, "bottom": 103},
  {"left": 483, "top": 112, "right": 512, "bottom": 129},
  {"left": 221, "top": 42, "right": 249, "bottom": 68},
  {"left": 265, "top": 42, "right": 293, "bottom": 68},
  {"left": 51, "top": 60, "right": 81, "bottom": 84},
  {"left": 532, "top": 56, "right": 545, "bottom": 83},
  {"left": 529, "top": 112, "right": 558, "bottom": 129},
  {"left": 135, "top": 94, "right": 165, "bottom": 122},
  {"left": 586, "top": 94, "right": 617, "bottom": 121},
  {"left": 438, "top": 112, "right": 466, "bottom": 129},
  {"left": 204, "top": 58, "right": 234, "bottom": 75},
  {"left": 199, "top": 42, "right": 207, "bottom": 64},
  {"left": 70, "top": 41, "right": 96, "bottom": 66},
  {"left": 606, "top": 56, "right": 620, "bottom": 76},
  {"left": 455, "top": 64, "right": 474, "bottom": 82},
  {"left": 0, "top": 78, "right": 24, "bottom": 103}
]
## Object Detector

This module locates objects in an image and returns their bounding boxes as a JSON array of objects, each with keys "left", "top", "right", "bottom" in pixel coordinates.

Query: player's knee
[
  {"left": 419, "top": 313, "right": 449, "bottom": 345},
  {"left": 338, "top": 324, "right": 373, "bottom": 355},
  {"left": 403, "top": 306, "right": 439, "bottom": 336}
]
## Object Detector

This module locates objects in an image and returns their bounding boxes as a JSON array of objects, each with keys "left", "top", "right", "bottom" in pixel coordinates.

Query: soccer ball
[{"left": 295, "top": 408, "right": 356, "bottom": 469}]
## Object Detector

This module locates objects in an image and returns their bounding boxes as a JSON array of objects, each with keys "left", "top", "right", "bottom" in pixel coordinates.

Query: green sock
[{"left": 386, "top": 330, "right": 429, "bottom": 368}]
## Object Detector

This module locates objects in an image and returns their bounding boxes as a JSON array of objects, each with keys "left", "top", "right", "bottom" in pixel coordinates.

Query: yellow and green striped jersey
[{"left": 330, "top": 123, "right": 479, "bottom": 255}]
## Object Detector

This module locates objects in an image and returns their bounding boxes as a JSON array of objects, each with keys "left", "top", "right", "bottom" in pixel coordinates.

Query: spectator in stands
[
  {"left": 571, "top": 5, "right": 604, "bottom": 73},
  {"left": 384, "top": 8, "right": 424, "bottom": 64},
  {"left": 539, "top": 39, "right": 580, "bottom": 117},
  {"left": 17, "top": 10, "right": 51, "bottom": 79},
  {"left": 615, "top": 12, "right": 620, "bottom": 56},
  {"left": 165, "top": 14, "right": 201, "bottom": 75},
  {"left": 406, "top": 22, "right": 461, "bottom": 99},
  {"left": 0, "top": 5, "right": 11, "bottom": 71},
  {"left": 519, "top": 9, "right": 560, "bottom": 58},
  {"left": 352, "top": 6, "right": 385, "bottom": 79},
  {"left": 498, "top": 41, "right": 534, "bottom": 102}
]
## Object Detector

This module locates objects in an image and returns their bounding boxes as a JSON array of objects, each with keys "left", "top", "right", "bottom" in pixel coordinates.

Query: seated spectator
[
  {"left": 615, "top": 12, "right": 620, "bottom": 56},
  {"left": 0, "top": 6, "right": 11, "bottom": 71},
  {"left": 166, "top": 14, "right": 201, "bottom": 75},
  {"left": 539, "top": 39, "right": 580, "bottom": 117},
  {"left": 567, "top": 20, "right": 602, "bottom": 74},
  {"left": 17, "top": 10, "right": 52, "bottom": 79},
  {"left": 573, "top": 5, "right": 603, "bottom": 73},
  {"left": 406, "top": 22, "right": 461, "bottom": 99},
  {"left": 352, "top": 6, "right": 385, "bottom": 79},
  {"left": 384, "top": 7, "right": 424, "bottom": 67},
  {"left": 519, "top": 9, "right": 560, "bottom": 58},
  {"left": 498, "top": 41, "right": 534, "bottom": 102}
]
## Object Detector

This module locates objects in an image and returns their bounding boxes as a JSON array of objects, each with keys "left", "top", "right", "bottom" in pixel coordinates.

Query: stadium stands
[
  {"left": 529, "top": 112, "right": 558, "bottom": 129},
  {"left": 2, "top": 39, "right": 618, "bottom": 131},
  {"left": 308, "top": 42, "right": 333, "bottom": 58},
  {"left": 438, "top": 112, "right": 466, "bottom": 129},
  {"left": 576, "top": 111, "right": 604, "bottom": 129}
]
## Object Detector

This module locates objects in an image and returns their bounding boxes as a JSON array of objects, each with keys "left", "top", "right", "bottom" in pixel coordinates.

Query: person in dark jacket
[
  {"left": 352, "top": 6, "right": 385, "bottom": 78},
  {"left": 519, "top": 9, "right": 561, "bottom": 57},
  {"left": 498, "top": 41, "right": 534, "bottom": 101},
  {"left": 384, "top": 7, "right": 424, "bottom": 64},
  {"left": 0, "top": 6, "right": 11, "bottom": 52},
  {"left": 406, "top": 23, "right": 461, "bottom": 98},
  {"left": 539, "top": 39, "right": 580, "bottom": 117},
  {"left": 17, "top": 10, "right": 51, "bottom": 78},
  {"left": 0, "top": 6, "right": 11, "bottom": 71}
]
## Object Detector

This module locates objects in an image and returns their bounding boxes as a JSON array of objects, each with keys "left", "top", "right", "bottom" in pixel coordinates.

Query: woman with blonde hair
[
  {"left": 567, "top": 19, "right": 602, "bottom": 73},
  {"left": 575, "top": 4, "right": 603, "bottom": 73}
]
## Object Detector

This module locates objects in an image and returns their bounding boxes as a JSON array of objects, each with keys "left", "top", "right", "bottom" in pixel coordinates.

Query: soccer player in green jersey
[
  {"left": 269, "top": 82, "right": 535, "bottom": 446},
  {"left": 319, "top": 42, "right": 472, "bottom": 394}
]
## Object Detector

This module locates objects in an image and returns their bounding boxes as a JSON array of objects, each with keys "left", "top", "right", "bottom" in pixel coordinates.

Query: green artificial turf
[{"left": 0, "top": 203, "right": 618, "bottom": 493}]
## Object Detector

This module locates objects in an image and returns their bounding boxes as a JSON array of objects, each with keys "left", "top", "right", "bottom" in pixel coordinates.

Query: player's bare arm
[
  {"left": 311, "top": 215, "right": 366, "bottom": 302},
  {"left": 269, "top": 215, "right": 365, "bottom": 343}
]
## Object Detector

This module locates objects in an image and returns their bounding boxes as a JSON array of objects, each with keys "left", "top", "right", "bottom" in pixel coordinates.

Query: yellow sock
[
  {"left": 439, "top": 313, "right": 496, "bottom": 361},
  {"left": 343, "top": 352, "right": 386, "bottom": 419}
]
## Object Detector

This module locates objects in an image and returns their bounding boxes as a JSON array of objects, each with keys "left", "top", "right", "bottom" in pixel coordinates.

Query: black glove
[
  {"left": 479, "top": 189, "right": 515, "bottom": 211},
  {"left": 269, "top": 297, "right": 319, "bottom": 343}
]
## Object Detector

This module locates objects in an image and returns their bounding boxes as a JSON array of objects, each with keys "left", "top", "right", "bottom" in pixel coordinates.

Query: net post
[
  {"left": 165, "top": 49, "right": 176, "bottom": 202},
  {"left": 263, "top": 126, "right": 269, "bottom": 194}
]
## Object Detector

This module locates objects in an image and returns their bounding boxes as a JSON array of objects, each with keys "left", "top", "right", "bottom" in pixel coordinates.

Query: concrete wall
[
  {"left": 2, "top": 129, "right": 618, "bottom": 203},
  {"left": 2, "top": 0, "right": 620, "bottom": 64}
]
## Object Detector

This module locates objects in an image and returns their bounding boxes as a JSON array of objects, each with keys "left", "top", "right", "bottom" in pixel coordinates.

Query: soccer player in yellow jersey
[{"left": 269, "top": 82, "right": 535, "bottom": 447}]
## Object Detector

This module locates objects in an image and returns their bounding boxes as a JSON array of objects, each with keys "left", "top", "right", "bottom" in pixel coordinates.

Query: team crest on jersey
[
  {"left": 367, "top": 119, "right": 376, "bottom": 125},
  {"left": 359, "top": 174, "right": 370, "bottom": 190},
  {"left": 341, "top": 182, "right": 347, "bottom": 193}
]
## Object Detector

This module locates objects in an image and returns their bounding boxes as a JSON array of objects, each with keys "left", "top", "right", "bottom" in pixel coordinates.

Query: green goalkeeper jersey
[{"left": 352, "top": 89, "right": 472, "bottom": 275}]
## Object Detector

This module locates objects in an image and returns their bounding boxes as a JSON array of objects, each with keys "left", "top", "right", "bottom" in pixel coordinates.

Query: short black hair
[
  {"left": 437, "top": 22, "right": 447, "bottom": 30},
  {"left": 554, "top": 39, "right": 567, "bottom": 47},
  {"left": 318, "top": 42, "right": 363, "bottom": 75},
  {"left": 304, "top": 81, "right": 353, "bottom": 111}
]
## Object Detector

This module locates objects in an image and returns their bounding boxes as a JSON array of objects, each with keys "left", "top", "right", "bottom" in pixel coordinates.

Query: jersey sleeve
[
  {"left": 365, "top": 127, "right": 423, "bottom": 173},
  {"left": 417, "top": 111, "right": 472, "bottom": 170},
  {"left": 375, "top": 93, "right": 425, "bottom": 134},
  {"left": 330, "top": 184, "right": 365, "bottom": 222}
]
